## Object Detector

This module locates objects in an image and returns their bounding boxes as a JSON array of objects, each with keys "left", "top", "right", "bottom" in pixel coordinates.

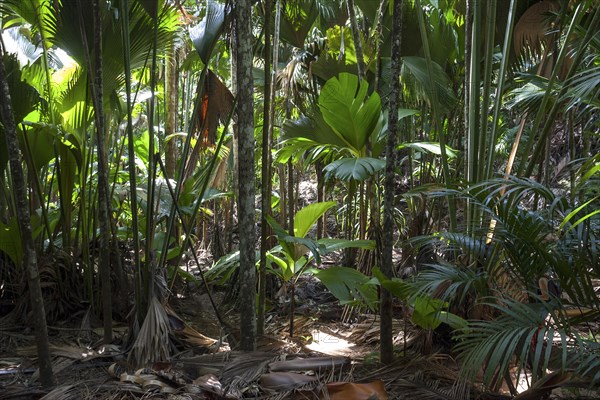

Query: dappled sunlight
[{"left": 305, "top": 327, "right": 360, "bottom": 357}]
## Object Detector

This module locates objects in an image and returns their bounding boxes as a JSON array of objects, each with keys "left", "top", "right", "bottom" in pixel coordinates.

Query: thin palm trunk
[
  {"left": 414, "top": 0, "right": 456, "bottom": 231},
  {"left": 0, "top": 46, "right": 55, "bottom": 387},
  {"left": 258, "top": 0, "right": 273, "bottom": 337},
  {"left": 92, "top": 0, "right": 113, "bottom": 343},
  {"left": 77, "top": 0, "right": 113, "bottom": 342},
  {"left": 120, "top": 0, "right": 143, "bottom": 321},
  {"left": 381, "top": 0, "right": 403, "bottom": 365},
  {"left": 144, "top": 4, "right": 160, "bottom": 301},
  {"left": 165, "top": 41, "right": 178, "bottom": 178},
  {"left": 235, "top": 0, "right": 257, "bottom": 351}
]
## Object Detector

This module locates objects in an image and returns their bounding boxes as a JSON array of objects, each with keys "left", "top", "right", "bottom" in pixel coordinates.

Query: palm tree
[
  {"left": 234, "top": 0, "right": 257, "bottom": 351},
  {"left": 380, "top": 0, "right": 403, "bottom": 365},
  {"left": 77, "top": 0, "right": 113, "bottom": 344},
  {"left": 0, "top": 45, "right": 55, "bottom": 387}
]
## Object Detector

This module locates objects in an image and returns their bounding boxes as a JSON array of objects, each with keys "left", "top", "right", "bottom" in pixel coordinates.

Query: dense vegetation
[{"left": 0, "top": 0, "right": 598, "bottom": 395}]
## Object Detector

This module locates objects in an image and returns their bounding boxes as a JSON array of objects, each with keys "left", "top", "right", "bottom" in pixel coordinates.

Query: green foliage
[
  {"left": 323, "top": 157, "right": 385, "bottom": 181},
  {"left": 0, "top": 218, "right": 25, "bottom": 265},
  {"left": 293, "top": 201, "right": 336, "bottom": 238},
  {"left": 397, "top": 142, "right": 458, "bottom": 158},
  {"left": 314, "top": 266, "right": 378, "bottom": 310},
  {"left": 401, "top": 56, "right": 457, "bottom": 115},
  {"left": 455, "top": 299, "right": 568, "bottom": 386},
  {"left": 411, "top": 296, "right": 467, "bottom": 331},
  {"left": 318, "top": 73, "right": 382, "bottom": 156}
]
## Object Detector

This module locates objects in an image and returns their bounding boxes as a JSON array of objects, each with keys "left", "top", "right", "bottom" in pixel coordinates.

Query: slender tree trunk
[
  {"left": 0, "top": 46, "right": 55, "bottom": 387},
  {"left": 78, "top": 0, "right": 113, "bottom": 343},
  {"left": 235, "top": 0, "right": 257, "bottom": 351},
  {"left": 374, "top": 0, "right": 386, "bottom": 92},
  {"left": 287, "top": 159, "right": 294, "bottom": 234},
  {"left": 316, "top": 160, "right": 324, "bottom": 239},
  {"left": 119, "top": 0, "right": 143, "bottom": 321},
  {"left": 258, "top": 0, "right": 273, "bottom": 336},
  {"left": 463, "top": 0, "right": 472, "bottom": 172},
  {"left": 91, "top": 0, "right": 113, "bottom": 343},
  {"left": 165, "top": 41, "right": 178, "bottom": 178},
  {"left": 381, "top": 0, "right": 403, "bottom": 365}
]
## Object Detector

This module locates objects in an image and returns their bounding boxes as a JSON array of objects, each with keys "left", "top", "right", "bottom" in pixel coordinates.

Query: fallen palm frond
[
  {"left": 354, "top": 352, "right": 474, "bottom": 400},
  {"left": 221, "top": 351, "right": 279, "bottom": 398},
  {"left": 128, "top": 296, "right": 171, "bottom": 368},
  {"left": 260, "top": 371, "right": 318, "bottom": 391},
  {"left": 39, "top": 384, "right": 80, "bottom": 400},
  {"left": 349, "top": 314, "right": 405, "bottom": 345},
  {"left": 268, "top": 356, "right": 350, "bottom": 372}
]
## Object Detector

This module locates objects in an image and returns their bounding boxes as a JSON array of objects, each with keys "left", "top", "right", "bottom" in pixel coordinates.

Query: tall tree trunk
[
  {"left": 0, "top": 46, "right": 55, "bottom": 387},
  {"left": 235, "top": 0, "right": 257, "bottom": 351},
  {"left": 120, "top": 0, "right": 143, "bottom": 321},
  {"left": 91, "top": 0, "right": 113, "bottom": 343},
  {"left": 77, "top": 0, "right": 113, "bottom": 343},
  {"left": 165, "top": 41, "right": 178, "bottom": 178},
  {"left": 258, "top": 0, "right": 273, "bottom": 337},
  {"left": 381, "top": 0, "right": 403, "bottom": 365},
  {"left": 316, "top": 160, "right": 324, "bottom": 239}
]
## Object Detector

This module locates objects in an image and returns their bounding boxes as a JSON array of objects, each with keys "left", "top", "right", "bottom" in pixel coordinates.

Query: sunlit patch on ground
[{"left": 305, "top": 327, "right": 358, "bottom": 357}]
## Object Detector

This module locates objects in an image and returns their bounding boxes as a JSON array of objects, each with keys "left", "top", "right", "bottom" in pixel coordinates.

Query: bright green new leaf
[
  {"left": 411, "top": 296, "right": 447, "bottom": 330},
  {"left": 293, "top": 201, "right": 336, "bottom": 239},
  {"left": 372, "top": 266, "right": 412, "bottom": 300}
]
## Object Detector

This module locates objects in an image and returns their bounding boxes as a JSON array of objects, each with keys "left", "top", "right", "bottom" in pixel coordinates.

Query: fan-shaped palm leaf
[
  {"left": 401, "top": 56, "right": 457, "bottom": 115},
  {"left": 189, "top": 0, "right": 228, "bottom": 65},
  {"left": 323, "top": 156, "right": 385, "bottom": 181},
  {"left": 318, "top": 72, "right": 382, "bottom": 155}
]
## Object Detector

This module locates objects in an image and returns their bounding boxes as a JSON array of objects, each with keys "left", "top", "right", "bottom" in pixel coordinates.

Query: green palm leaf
[
  {"left": 293, "top": 201, "right": 336, "bottom": 239},
  {"left": 315, "top": 266, "right": 378, "bottom": 310},
  {"left": 323, "top": 157, "right": 385, "bottom": 181},
  {"left": 401, "top": 56, "right": 457, "bottom": 115},
  {"left": 318, "top": 73, "right": 382, "bottom": 154}
]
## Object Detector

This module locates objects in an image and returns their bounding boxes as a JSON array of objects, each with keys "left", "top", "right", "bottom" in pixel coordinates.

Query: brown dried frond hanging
[{"left": 183, "top": 69, "right": 234, "bottom": 180}]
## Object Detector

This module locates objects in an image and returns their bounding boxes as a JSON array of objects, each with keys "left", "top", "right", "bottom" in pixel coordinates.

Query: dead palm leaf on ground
[
  {"left": 129, "top": 296, "right": 171, "bottom": 368},
  {"left": 220, "top": 351, "right": 279, "bottom": 398}
]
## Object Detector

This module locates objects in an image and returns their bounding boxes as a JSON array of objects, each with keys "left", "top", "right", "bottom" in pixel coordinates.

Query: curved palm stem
[
  {"left": 485, "top": 0, "right": 517, "bottom": 179},
  {"left": 414, "top": 0, "right": 456, "bottom": 231}
]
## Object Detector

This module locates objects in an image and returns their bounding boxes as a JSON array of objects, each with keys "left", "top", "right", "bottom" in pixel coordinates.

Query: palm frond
[
  {"left": 401, "top": 56, "right": 457, "bottom": 116},
  {"left": 455, "top": 298, "right": 569, "bottom": 388},
  {"left": 128, "top": 296, "right": 171, "bottom": 368},
  {"left": 412, "top": 262, "right": 487, "bottom": 306},
  {"left": 562, "top": 65, "right": 600, "bottom": 112}
]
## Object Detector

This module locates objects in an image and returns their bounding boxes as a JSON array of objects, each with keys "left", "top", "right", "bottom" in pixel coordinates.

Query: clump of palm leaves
[{"left": 407, "top": 175, "right": 600, "bottom": 391}]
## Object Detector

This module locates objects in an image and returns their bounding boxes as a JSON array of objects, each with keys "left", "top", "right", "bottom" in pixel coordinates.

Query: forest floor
[{"left": 2, "top": 273, "right": 600, "bottom": 400}]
